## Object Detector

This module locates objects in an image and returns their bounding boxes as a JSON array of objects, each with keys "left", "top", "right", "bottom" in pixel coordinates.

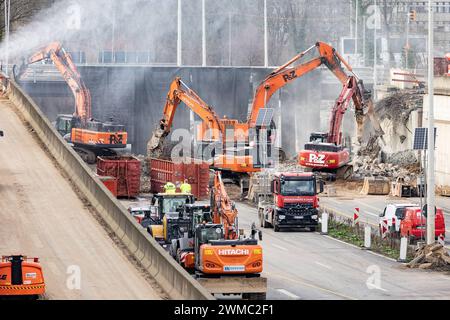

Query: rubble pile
[
  {"left": 385, "top": 150, "right": 418, "bottom": 167},
  {"left": 353, "top": 155, "right": 419, "bottom": 182},
  {"left": 407, "top": 244, "right": 450, "bottom": 271},
  {"left": 273, "top": 160, "right": 305, "bottom": 173},
  {"left": 136, "top": 155, "right": 151, "bottom": 193},
  {"left": 357, "top": 89, "right": 423, "bottom": 161}
]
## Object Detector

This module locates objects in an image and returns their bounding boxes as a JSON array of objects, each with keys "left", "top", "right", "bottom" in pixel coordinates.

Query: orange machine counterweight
[{"left": 0, "top": 256, "right": 45, "bottom": 297}]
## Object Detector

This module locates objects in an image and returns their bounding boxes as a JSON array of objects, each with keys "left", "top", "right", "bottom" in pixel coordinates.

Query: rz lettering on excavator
[
  {"left": 282, "top": 71, "right": 297, "bottom": 82},
  {"left": 110, "top": 134, "right": 123, "bottom": 145}
]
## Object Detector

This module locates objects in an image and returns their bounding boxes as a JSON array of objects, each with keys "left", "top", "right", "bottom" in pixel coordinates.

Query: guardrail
[{"left": 7, "top": 79, "right": 213, "bottom": 300}]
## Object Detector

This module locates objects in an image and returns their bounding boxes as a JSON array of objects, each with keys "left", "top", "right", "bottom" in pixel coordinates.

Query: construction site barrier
[{"left": 7, "top": 80, "right": 213, "bottom": 300}]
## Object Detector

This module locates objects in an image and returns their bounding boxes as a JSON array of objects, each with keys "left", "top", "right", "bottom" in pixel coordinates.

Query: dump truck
[{"left": 258, "top": 172, "right": 324, "bottom": 232}]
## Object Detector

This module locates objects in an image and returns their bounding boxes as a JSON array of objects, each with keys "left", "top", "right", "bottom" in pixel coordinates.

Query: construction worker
[
  {"left": 164, "top": 182, "right": 176, "bottom": 194},
  {"left": 180, "top": 179, "right": 192, "bottom": 194}
]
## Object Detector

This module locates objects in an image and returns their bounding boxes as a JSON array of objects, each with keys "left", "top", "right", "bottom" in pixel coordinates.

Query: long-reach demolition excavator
[
  {"left": 19, "top": 42, "right": 128, "bottom": 163},
  {"left": 147, "top": 77, "right": 262, "bottom": 189},
  {"left": 299, "top": 75, "right": 369, "bottom": 179},
  {"left": 148, "top": 77, "right": 224, "bottom": 159},
  {"left": 207, "top": 42, "right": 382, "bottom": 169},
  {"left": 161, "top": 171, "right": 266, "bottom": 299},
  {"left": 0, "top": 255, "right": 46, "bottom": 299}
]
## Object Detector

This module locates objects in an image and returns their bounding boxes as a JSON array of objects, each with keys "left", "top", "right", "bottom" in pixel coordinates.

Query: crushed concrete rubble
[
  {"left": 353, "top": 88, "right": 423, "bottom": 182},
  {"left": 407, "top": 244, "right": 450, "bottom": 271},
  {"left": 357, "top": 89, "right": 423, "bottom": 160},
  {"left": 353, "top": 154, "right": 420, "bottom": 182},
  {"left": 135, "top": 155, "right": 151, "bottom": 193}
]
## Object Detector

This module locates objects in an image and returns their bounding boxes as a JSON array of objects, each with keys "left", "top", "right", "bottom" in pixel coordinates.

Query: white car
[
  {"left": 128, "top": 205, "right": 152, "bottom": 224},
  {"left": 379, "top": 203, "right": 417, "bottom": 233}
]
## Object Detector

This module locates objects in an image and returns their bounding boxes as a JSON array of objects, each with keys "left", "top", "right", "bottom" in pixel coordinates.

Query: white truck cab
[{"left": 379, "top": 203, "right": 416, "bottom": 232}]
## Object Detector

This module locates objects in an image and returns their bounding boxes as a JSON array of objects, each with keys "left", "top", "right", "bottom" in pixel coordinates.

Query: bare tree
[
  {"left": 357, "top": 0, "right": 402, "bottom": 67},
  {"left": 268, "top": 0, "right": 307, "bottom": 65},
  {"left": 0, "top": 0, "right": 55, "bottom": 40}
]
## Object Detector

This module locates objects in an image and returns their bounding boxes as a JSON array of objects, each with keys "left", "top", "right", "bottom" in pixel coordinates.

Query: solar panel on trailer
[
  {"left": 413, "top": 127, "right": 437, "bottom": 150},
  {"left": 413, "top": 128, "right": 427, "bottom": 150},
  {"left": 256, "top": 108, "right": 274, "bottom": 127}
]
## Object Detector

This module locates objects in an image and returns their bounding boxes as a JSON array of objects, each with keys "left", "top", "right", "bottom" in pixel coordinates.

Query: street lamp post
[
  {"left": 405, "top": 10, "right": 410, "bottom": 69},
  {"left": 264, "top": 0, "right": 268, "bottom": 67},
  {"left": 373, "top": 0, "right": 377, "bottom": 99},
  {"left": 4, "top": 0, "right": 10, "bottom": 75},
  {"left": 202, "top": 0, "right": 206, "bottom": 67},
  {"left": 355, "top": 0, "right": 359, "bottom": 57},
  {"left": 177, "top": 0, "right": 182, "bottom": 66},
  {"left": 426, "top": 0, "right": 435, "bottom": 245}
]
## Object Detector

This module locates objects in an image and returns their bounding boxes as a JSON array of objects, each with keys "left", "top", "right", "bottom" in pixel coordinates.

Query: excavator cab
[
  {"left": 55, "top": 114, "right": 76, "bottom": 137},
  {"left": 309, "top": 132, "right": 329, "bottom": 144},
  {"left": 0, "top": 255, "right": 45, "bottom": 298}
]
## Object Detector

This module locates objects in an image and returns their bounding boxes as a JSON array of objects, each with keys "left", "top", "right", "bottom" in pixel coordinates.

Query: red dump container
[
  {"left": 150, "top": 158, "right": 210, "bottom": 200},
  {"left": 97, "top": 156, "right": 141, "bottom": 198},
  {"left": 98, "top": 175, "right": 118, "bottom": 197}
]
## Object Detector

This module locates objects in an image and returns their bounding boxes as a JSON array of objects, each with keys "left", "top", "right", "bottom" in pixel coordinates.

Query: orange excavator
[
  {"left": 20, "top": 42, "right": 128, "bottom": 163},
  {"left": 167, "top": 171, "right": 266, "bottom": 299},
  {"left": 147, "top": 77, "right": 224, "bottom": 158},
  {"left": 0, "top": 255, "right": 45, "bottom": 299},
  {"left": 196, "top": 41, "right": 382, "bottom": 173}
]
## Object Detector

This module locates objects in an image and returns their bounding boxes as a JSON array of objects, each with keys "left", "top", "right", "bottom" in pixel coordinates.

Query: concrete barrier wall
[{"left": 7, "top": 80, "right": 213, "bottom": 300}]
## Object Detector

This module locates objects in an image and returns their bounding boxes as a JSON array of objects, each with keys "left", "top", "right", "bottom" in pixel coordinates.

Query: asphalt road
[
  {"left": 236, "top": 201, "right": 450, "bottom": 300},
  {"left": 0, "top": 99, "right": 161, "bottom": 299}
]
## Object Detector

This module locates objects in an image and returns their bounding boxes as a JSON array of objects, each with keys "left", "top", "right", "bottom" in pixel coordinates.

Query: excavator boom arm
[
  {"left": 327, "top": 76, "right": 359, "bottom": 145},
  {"left": 249, "top": 42, "right": 352, "bottom": 126},
  {"left": 211, "top": 171, "right": 239, "bottom": 240},
  {"left": 27, "top": 42, "right": 92, "bottom": 122},
  {"left": 148, "top": 77, "right": 224, "bottom": 158}
]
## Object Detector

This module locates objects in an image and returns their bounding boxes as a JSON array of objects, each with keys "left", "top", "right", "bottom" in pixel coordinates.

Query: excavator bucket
[
  {"left": 147, "top": 126, "right": 167, "bottom": 158},
  {"left": 360, "top": 177, "right": 390, "bottom": 195},
  {"left": 0, "top": 255, "right": 45, "bottom": 298},
  {"left": 357, "top": 98, "right": 385, "bottom": 156}
]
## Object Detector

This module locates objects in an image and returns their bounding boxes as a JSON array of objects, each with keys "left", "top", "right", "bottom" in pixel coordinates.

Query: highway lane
[
  {"left": 236, "top": 201, "right": 450, "bottom": 300},
  {"left": 0, "top": 99, "right": 162, "bottom": 299}
]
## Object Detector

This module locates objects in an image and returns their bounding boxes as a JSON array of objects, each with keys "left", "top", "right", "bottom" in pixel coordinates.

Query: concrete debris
[
  {"left": 273, "top": 160, "right": 305, "bottom": 173},
  {"left": 375, "top": 90, "right": 423, "bottom": 128},
  {"left": 352, "top": 155, "right": 420, "bottom": 182},
  {"left": 407, "top": 244, "right": 450, "bottom": 271},
  {"left": 135, "top": 154, "right": 151, "bottom": 193},
  {"left": 358, "top": 90, "right": 423, "bottom": 160},
  {"left": 384, "top": 150, "right": 418, "bottom": 167}
]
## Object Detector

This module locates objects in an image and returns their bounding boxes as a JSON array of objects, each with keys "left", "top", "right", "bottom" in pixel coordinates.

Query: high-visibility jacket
[
  {"left": 164, "top": 182, "right": 176, "bottom": 194},
  {"left": 180, "top": 183, "right": 192, "bottom": 194}
]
